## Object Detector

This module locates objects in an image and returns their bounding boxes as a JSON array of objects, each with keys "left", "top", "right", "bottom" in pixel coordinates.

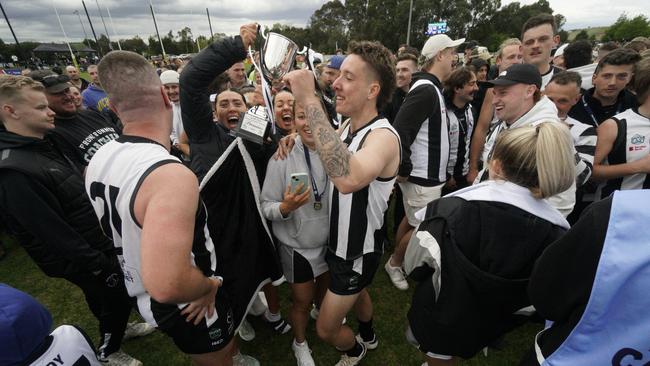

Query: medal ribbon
[{"left": 303, "top": 145, "right": 327, "bottom": 207}]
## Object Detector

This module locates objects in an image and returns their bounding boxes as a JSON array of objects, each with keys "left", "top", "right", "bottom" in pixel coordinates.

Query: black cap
[
  {"left": 27, "top": 70, "right": 71, "bottom": 94},
  {"left": 485, "top": 63, "right": 542, "bottom": 89}
]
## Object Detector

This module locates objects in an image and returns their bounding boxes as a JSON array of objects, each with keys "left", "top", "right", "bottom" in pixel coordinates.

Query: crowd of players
[{"left": 1, "top": 12, "right": 650, "bottom": 366}]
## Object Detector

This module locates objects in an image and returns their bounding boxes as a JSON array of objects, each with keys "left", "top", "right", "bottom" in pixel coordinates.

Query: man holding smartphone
[{"left": 283, "top": 41, "right": 401, "bottom": 366}]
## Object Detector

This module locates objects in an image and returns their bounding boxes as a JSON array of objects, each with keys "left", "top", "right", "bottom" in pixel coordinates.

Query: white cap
[
  {"left": 421, "top": 34, "right": 465, "bottom": 61},
  {"left": 160, "top": 70, "right": 180, "bottom": 85},
  {"left": 554, "top": 43, "right": 569, "bottom": 58}
]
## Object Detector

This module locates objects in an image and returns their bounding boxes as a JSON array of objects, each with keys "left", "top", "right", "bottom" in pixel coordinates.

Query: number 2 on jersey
[{"left": 89, "top": 182, "right": 122, "bottom": 239}]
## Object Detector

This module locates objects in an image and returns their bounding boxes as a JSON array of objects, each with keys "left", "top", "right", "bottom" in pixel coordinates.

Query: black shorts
[
  {"left": 326, "top": 251, "right": 381, "bottom": 295},
  {"left": 155, "top": 292, "right": 236, "bottom": 354}
]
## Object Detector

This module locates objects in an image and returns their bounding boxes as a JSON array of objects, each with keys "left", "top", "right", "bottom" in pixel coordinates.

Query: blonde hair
[
  {"left": 97, "top": 51, "right": 162, "bottom": 115},
  {"left": 0, "top": 75, "right": 45, "bottom": 104},
  {"left": 491, "top": 121, "right": 574, "bottom": 198},
  {"left": 495, "top": 38, "right": 522, "bottom": 60}
]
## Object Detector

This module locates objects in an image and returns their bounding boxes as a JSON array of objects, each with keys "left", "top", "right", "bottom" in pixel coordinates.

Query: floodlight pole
[
  {"left": 0, "top": 2, "right": 23, "bottom": 60},
  {"left": 406, "top": 0, "right": 413, "bottom": 45},
  {"left": 82, "top": 0, "right": 102, "bottom": 56},
  {"left": 206, "top": 8, "right": 214, "bottom": 40}
]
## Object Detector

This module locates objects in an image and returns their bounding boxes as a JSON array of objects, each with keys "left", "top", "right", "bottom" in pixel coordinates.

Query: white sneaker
[
  {"left": 292, "top": 340, "right": 316, "bottom": 366},
  {"left": 334, "top": 343, "right": 367, "bottom": 366},
  {"left": 355, "top": 333, "right": 378, "bottom": 350},
  {"left": 232, "top": 352, "right": 260, "bottom": 366},
  {"left": 99, "top": 350, "right": 143, "bottom": 366},
  {"left": 310, "top": 305, "right": 346, "bottom": 324},
  {"left": 384, "top": 256, "right": 409, "bottom": 290},
  {"left": 238, "top": 318, "right": 256, "bottom": 341},
  {"left": 123, "top": 321, "right": 156, "bottom": 340}
]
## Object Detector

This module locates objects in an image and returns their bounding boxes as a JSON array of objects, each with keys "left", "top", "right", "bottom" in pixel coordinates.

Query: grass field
[{"left": 0, "top": 200, "right": 542, "bottom": 365}]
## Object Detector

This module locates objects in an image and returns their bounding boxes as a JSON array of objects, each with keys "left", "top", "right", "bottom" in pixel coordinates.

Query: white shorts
[{"left": 400, "top": 181, "right": 445, "bottom": 226}]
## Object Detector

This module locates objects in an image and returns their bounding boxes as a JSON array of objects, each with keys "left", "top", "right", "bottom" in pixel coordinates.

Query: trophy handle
[{"left": 258, "top": 24, "right": 268, "bottom": 40}]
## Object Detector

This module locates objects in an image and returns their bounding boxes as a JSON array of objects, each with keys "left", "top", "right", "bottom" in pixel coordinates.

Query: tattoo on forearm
[{"left": 305, "top": 103, "right": 351, "bottom": 178}]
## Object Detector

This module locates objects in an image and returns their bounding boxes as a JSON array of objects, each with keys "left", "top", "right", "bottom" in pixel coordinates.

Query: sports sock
[
  {"left": 358, "top": 318, "right": 374, "bottom": 341},
  {"left": 344, "top": 340, "right": 364, "bottom": 357}
]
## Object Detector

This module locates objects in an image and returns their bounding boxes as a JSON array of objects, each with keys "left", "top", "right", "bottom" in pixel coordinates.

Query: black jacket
[
  {"left": 0, "top": 127, "right": 116, "bottom": 278},
  {"left": 407, "top": 197, "right": 566, "bottom": 358},
  {"left": 394, "top": 72, "right": 447, "bottom": 185}
]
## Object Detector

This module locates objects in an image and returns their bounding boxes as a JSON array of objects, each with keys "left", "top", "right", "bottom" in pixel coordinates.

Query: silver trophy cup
[{"left": 235, "top": 30, "right": 300, "bottom": 144}]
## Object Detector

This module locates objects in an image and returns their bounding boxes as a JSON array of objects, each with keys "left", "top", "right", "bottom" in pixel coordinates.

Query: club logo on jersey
[
  {"left": 209, "top": 327, "right": 222, "bottom": 340},
  {"left": 629, "top": 134, "right": 647, "bottom": 151},
  {"left": 631, "top": 134, "right": 645, "bottom": 145}
]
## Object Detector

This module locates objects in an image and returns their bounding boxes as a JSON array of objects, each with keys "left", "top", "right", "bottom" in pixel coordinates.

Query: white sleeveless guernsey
[
  {"left": 329, "top": 117, "right": 401, "bottom": 260},
  {"left": 28, "top": 325, "right": 101, "bottom": 366},
  {"left": 85, "top": 136, "right": 217, "bottom": 326}
]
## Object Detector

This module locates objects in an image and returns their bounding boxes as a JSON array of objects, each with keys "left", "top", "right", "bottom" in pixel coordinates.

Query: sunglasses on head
[{"left": 40, "top": 74, "right": 70, "bottom": 88}]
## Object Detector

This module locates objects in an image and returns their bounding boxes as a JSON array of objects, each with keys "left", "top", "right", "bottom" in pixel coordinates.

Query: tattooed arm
[{"left": 303, "top": 100, "right": 399, "bottom": 194}]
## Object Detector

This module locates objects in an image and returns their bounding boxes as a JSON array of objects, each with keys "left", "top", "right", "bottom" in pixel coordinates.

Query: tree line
[{"left": 1, "top": 0, "right": 648, "bottom": 63}]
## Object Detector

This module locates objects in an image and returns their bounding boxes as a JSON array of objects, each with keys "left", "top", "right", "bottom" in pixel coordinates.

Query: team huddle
[{"left": 1, "top": 12, "right": 650, "bottom": 366}]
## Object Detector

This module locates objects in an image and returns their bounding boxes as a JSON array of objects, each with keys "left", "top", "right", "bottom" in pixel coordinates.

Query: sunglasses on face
[{"left": 40, "top": 74, "right": 70, "bottom": 88}]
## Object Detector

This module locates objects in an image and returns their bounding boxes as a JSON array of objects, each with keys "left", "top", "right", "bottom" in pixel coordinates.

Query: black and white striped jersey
[
  {"left": 598, "top": 108, "right": 650, "bottom": 199},
  {"left": 85, "top": 136, "right": 217, "bottom": 326},
  {"left": 447, "top": 103, "right": 475, "bottom": 178},
  {"left": 565, "top": 116, "right": 597, "bottom": 187},
  {"left": 394, "top": 72, "right": 449, "bottom": 186},
  {"left": 329, "top": 117, "right": 400, "bottom": 260}
]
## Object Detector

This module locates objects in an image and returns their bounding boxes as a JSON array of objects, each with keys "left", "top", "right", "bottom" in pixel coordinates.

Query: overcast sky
[{"left": 0, "top": 0, "right": 647, "bottom": 44}]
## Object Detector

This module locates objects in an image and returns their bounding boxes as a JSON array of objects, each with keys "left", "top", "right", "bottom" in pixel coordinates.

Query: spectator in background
[
  {"left": 545, "top": 71, "right": 598, "bottom": 223},
  {"left": 624, "top": 37, "right": 649, "bottom": 53},
  {"left": 568, "top": 48, "right": 640, "bottom": 128},
  {"left": 443, "top": 67, "right": 478, "bottom": 194},
  {"left": 81, "top": 65, "right": 110, "bottom": 113},
  {"left": 319, "top": 55, "right": 345, "bottom": 125},
  {"left": 563, "top": 40, "right": 593, "bottom": 69},
  {"left": 65, "top": 65, "right": 90, "bottom": 92},
  {"left": 69, "top": 85, "right": 84, "bottom": 110},
  {"left": 160, "top": 70, "right": 187, "bottom": 159},
  {"left": 227, "top": 61, "right": 252, "bottom": 89},
  {"left": 596, "top": 41, "right": 619, "bottom": 62},
  {"left": 28, "top": 70, "right": 121, "bottom": 170},
  {"left": 384, "top": 53, "right": 418, "bottom": 123},
  {"left": 592, "top": 57, "right": 650, "bottom": 200},
  {"left": 552, "top": 43, "right": 568, "bottom": 69},
  {"left": 469, "top": 58, "right": 488, "bottom": 81},
  {"left": 521, "top": 14, "right": 562, "bottom": 89}
]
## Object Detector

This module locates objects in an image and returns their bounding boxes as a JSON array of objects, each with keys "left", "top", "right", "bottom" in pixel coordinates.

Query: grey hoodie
[
  {"left": 261, "top": 137, "right": 329, "bottom": 249},
  {"left": 477, "top": 96, "right": 576, "bottom": 216}
]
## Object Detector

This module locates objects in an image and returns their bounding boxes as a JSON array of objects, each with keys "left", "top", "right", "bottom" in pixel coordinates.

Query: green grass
[{"left": 0, "top": 202, "right": 541, "bottom": 365}]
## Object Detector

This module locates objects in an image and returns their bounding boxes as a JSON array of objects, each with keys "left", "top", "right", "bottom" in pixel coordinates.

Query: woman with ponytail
[{"left": 403, "top": 122, "right": 575, "bottom": 366}]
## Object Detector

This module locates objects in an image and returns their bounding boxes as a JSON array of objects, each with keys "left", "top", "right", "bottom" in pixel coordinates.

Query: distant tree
[
  {"left": 559, "top": 30, "right": 569, "bottom": 43},
  {"left": 575, "top": 29, "right": 590, "bottom": 41},
  {"left": 121, "top": 36, "right": 147, "bottom": 54},
  {"left": 602, "top": 14, "right": 650, "bottom": 42}
]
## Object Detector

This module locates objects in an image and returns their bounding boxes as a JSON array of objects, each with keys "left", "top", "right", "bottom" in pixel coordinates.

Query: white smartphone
[{"left": 290, "top": 173, "right": 309, "bottom": 194}]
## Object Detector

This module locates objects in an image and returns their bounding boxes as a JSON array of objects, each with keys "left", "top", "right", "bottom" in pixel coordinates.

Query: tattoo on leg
[{"left": 305, "top": 103, "right": 351, "bottom": 178}]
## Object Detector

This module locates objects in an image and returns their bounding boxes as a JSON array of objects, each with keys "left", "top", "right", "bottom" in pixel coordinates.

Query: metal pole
[
  {"left": 105, "top": 5, "right": 121, "bottom": 50},
  {"left": 82, "top": 0, "right": 102, "bottom": 56},
  {"left": 149, "top": 0, "right": 166, "bottom": 58},
  {"left": 74, "top": 10, "right": 91, "bottom": 48},
  {"left": 406, "top": 0, "right": 414, "bottom": 45},
  {"left": 206, "top": 8, "right": 214, "bottom": 40},
  {"left": 0, "top": 2, "right": 23, "bottom": 60},
  {"left": 53, "top": 1, "right": 78, "bottom": 69},
  {"left": 94, "top": 0, "right": 113, "bottom": 50}
]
